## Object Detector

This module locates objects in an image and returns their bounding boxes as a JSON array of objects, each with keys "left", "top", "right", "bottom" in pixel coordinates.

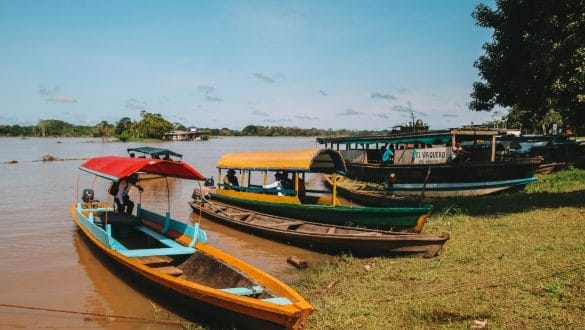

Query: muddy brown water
[{"left": 0, "top": 137, "right": 329, "bottom": 328}]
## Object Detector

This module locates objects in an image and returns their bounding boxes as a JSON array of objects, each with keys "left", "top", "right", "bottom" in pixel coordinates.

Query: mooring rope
[
  {"left": 0, "top": 303, "right": 188, "bottom": 326},
  {"left": 376, "top": 260, "right": 585, "bottom": 302}
]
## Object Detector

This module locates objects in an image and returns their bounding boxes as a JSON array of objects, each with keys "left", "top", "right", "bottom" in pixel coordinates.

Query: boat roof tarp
[
  {"left": 216, "top": 148, "right": 347, "bottom": 174},
  {"left": 127, "top": 146, "right": 183, "bottom": 158},
  {"left": 80, "top": 156, "right": 205, "bottom": 181},
  {"left": 317, "top": 129, "right": 502, "bottom": 146}
]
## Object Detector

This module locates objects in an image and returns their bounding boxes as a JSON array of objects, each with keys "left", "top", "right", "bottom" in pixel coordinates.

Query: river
[{"left": 0, "top": 136, "right": 328, "bottom": 329}]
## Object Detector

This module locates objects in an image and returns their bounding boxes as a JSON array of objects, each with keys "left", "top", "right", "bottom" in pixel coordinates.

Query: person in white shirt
[
  {"left": 263, "top": 172, "right": 285, "bottom": 196},
  {"left": 115, "top": 174, "right": 143, "bottom": 215}
]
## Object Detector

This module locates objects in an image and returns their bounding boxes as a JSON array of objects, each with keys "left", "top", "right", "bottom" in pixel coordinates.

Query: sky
[{"left": 0, "top": 0, "right": 499, "bottom": 131}]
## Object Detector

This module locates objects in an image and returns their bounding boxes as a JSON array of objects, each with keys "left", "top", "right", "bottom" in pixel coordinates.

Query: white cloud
[
  {"left": 295, "top": 115, "right": 319, "bottom": 120},
  {"left": 205, "top": 96, "right": 222, "bottom": 102},
  {"left": 198, "top": 85, "right": 216, "bottom": 94},
  {"left": 47, "top": 95, "right": 77, "bottom": 103},
  {"left": 371, "top": 92, "right": 396, "bottom": 100},
  {"left": 337, "top": 108, "right": 364, "bottom": 116},
  {"left": 253, "top": 73, "right": 276, "bottom": 84},
  {"left": 252, "top": 110, "right": 269, "bottom": 116},
  {"left": 126, "top": 98, "right": 146, "bottom": 110}
]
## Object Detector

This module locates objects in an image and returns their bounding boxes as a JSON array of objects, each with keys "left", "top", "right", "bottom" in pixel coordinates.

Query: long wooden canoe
[
  {"left": 73, "top": 156, "right": 313, "bottom": 329},
  {"left": 189, "top": 199, "right": 449, "bottom": 258}
]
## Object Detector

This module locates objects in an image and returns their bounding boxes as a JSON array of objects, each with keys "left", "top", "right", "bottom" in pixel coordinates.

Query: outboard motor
[{"left": 82, "top": 189, "right": 95, "bottom": 203}]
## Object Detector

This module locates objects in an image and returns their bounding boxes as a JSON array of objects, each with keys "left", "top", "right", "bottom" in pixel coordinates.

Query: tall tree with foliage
[
  {"left": 95, "top": 121, "right": 114, "bottom": 138},
  {"left": 470, "top": 0, "right": 585, "bottom": 131},
  {"left": 133, "top": 111, "right": 173, "bottom": 139},
  {"left": 115, "top": 117, "right": 133, "bottom": 135}
]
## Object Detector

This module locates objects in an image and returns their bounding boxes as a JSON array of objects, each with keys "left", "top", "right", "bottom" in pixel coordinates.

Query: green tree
[
  {"left": 470, "top": 0, "right": 585, "bottom": 130},
  {"left": 133, "top": 111, "right": 173, "bottom": 139},
  {"left": 540, "top": 109, "right": 564, "bottom": 134},
  {"left": 173, "top": 122, "right": 187, "bottom": 131},
  {"left": 95, "top": 121, "right": 114, "bottom": 138},
  {"left": 115, "top": 117, "right": 133, "bottom": 136},
  {"left": 241, "top": 125, "right": 259, "bottom": 135}
]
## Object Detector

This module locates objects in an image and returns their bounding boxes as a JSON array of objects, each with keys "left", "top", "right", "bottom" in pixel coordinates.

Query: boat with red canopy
[{"left": 72, "top": 155, "right": 313, "bottom": 329}]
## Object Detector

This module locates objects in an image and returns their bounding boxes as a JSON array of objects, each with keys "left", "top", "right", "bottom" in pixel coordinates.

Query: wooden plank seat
[
  {"left": 154, "top": 265, "right": 184, "bottom": 277},
  {"left": 220, "top": 285, "right": 265, "bottom": 296},
  {"left": 135, "top": 255, "right": 173, "bottom": 266},
  {"left": 114, "top": 226, "right": 196, "bottom": 257},
  {"left": 263, "top": 221, "right": 305, "bottom": 229},
  {"left": 226, "top": 212, "right": 251, "bottom": 217},
  {"left": 135, "top": 225, "right": 186, "bottom": 249}
]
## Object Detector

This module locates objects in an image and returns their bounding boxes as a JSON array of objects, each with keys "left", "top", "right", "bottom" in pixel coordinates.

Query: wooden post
[
  {"left": 287, "top": 256, "right": 308, "bottom": 269},
  {"left": 332, "top": 172, "right": 338, "bottom": 206},
  {"left": 491, "top": 135, "right": 496, "bottom": 162}
]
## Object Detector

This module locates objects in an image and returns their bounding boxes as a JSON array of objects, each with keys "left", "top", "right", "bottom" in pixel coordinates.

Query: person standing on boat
[
  {"left": 452, "top": 143, "right": 470, "bottom": 163},
  {"left": 115, "top": 174, "right": 143, "bottom": 215},
  {"left": 223, "top": 169, "right": 239, "bottom": 188},
  {"left": 381, "top": 145, "right": 394, "bottom": 164}
]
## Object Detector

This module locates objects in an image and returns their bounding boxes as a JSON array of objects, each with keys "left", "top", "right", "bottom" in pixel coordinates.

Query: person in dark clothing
[
  {"left": 115, "top": 174, "right": 143, "bottom": 215},
  {"left": 223, "top": 169, "right": 239, "bottom": 188}
]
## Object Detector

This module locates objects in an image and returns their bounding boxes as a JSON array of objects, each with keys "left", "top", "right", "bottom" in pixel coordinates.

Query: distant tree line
[{"left": 1, "top": 111, "right": 406, "bottom": 139}]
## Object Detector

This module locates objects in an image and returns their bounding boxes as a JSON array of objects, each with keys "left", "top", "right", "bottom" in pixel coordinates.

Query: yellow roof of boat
[{"left": 216, "top": 148, "right": 347, "bottom": 173}]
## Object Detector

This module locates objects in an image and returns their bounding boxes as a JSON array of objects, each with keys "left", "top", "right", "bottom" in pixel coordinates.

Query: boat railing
[{"left": 218, "top": 183, "right": 297, "bottom": 196}]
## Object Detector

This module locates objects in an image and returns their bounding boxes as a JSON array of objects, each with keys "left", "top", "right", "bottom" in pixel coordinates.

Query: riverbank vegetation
[
  {"left": 0, "top": 115, "right": 425, "bottom": 140},
  {"left": 3, "top": 117, "right": 584, "bottom": 140},
  {"left": 295, "top": 167, "right": 585, "bottom": 328}
]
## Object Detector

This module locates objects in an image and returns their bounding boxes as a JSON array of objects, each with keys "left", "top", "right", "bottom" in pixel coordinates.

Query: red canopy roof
[{"left": 80, "top": 156, "right": 205, "bottom": 181}]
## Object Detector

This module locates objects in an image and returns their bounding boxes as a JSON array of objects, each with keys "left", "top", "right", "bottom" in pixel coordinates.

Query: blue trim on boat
[
  {"left": 75, "top": 205, "right": 201, "bottom": 257},
  {"left": 119, "top": 247, "right": 195, "bottom": 257},
  {"left": 261, "top": 297, "right": 293, "bottom": 305},
  {"left": 387, "top": 177, "right": 538, "bottom": 192},
  {"left": 135, "top": 225, "right": 186, "bottom": 249},
  {"left": 220, "top": 286, "right": 265, "bottom": 296}
]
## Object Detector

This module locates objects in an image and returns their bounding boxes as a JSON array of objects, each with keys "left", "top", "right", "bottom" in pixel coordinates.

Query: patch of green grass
[{"left": 295, "top": 168, "right": 585, "bottom": 329}]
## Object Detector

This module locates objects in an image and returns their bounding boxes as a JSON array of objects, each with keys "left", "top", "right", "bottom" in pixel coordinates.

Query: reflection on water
[
  {"left": 0, "top": 137, "right": 326, "bottom": 328},
  {"left": 73, "top": 231, "right": 189, "bottom": 329}
]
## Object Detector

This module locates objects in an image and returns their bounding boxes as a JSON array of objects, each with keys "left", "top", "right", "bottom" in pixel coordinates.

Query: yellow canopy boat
[{"left": 199, "top": 148, "right": 432, "bottom": 232}]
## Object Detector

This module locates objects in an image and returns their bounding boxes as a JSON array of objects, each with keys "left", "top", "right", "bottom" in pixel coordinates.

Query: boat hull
[
  {"left": 345, "top": 159, "right": 540, "bottom": 184},
  {"left": 209, "top": 192, "right": 432, "bottom": 232},
  {"left": 190, "top": 200, "right": 448, "bottom": 257},
  {"left": 71, "top": 203, "right": 312, "bottom": 329},
  {"left": 388, "top": 177, "right": 537, "bottom": 197}
]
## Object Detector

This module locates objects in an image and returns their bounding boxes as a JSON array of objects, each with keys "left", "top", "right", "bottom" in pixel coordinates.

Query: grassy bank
[{"left": 295, "top": 168, "right": 585, "bottom": 329}]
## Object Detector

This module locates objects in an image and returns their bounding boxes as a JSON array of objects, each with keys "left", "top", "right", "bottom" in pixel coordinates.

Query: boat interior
[{"left": 77, "top": 202, "right": 286, "bottom": 301}]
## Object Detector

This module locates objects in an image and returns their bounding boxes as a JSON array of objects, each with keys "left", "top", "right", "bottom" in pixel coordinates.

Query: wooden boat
[
  {"left": 206, "top": 148, "right": 432, "bottom": 232},
  {"left": 323, "top": 174, "right": 538, "bottom": 199},
  {"left": 322, "top": 174, "right": 422, "bottom": 206},
  {"left": 317, "top": 128, "right": 540, "bottom": 197},
  {"left": 189, "top": 199, "right": 449, "bottom": 258},
  {"left": 127, "top": 146, "right": 184, "bottom": 160},
  {"left": 72, "top": 156, "right": 313, "bottom": 329},
  {"left": 498, "top": 134, "right": 579, "bottom": 174}
]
